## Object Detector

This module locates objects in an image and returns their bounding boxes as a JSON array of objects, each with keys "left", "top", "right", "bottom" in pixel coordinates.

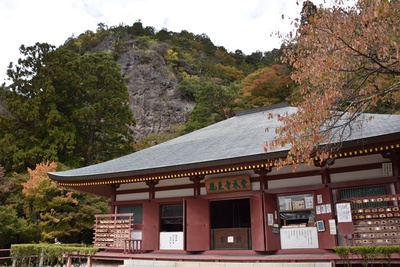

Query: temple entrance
[{"left": 210, "top": 199, "right": 251, "bottom": 249}]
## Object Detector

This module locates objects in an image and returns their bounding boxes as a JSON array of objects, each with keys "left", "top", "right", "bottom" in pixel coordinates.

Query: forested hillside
[
  {"left": 66, "top": 21, "right": 293, "bottom": 141},
  {"left": 0, "top": 21, "right": 293, "bottom": 248},
  {"left": 1, "top": 0, "right": 398, "bottom": 249},
  {"left": 1, "top": 0, "right": 398, "bottom": 246},
  {"left": 1, "top": 21, "right": 294, "bottom": 172}
]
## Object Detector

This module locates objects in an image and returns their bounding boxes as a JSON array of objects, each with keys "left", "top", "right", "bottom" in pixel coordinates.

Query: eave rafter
[{"left": 57, "top": 142, "right": 400, "bottom": 188}]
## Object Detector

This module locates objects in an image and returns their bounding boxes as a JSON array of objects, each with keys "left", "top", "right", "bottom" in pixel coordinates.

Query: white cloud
[{"left": 0, "top": 0, "right": 323, "bottom": 83}]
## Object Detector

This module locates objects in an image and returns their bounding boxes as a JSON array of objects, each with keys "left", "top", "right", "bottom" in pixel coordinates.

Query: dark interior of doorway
[{"left": 210, "top": 198, "right": 250, "bottom": 228}]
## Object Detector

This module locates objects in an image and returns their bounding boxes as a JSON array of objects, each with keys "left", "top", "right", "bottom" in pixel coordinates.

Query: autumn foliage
[
  {"left": 22, "top": 161, "right": 59, "bottom": 199},
  {"left": 268, "top": 0, "right": 400, "bottom": 166},
  {"left": 20, "top": 162, "right": 107, "bottom": 243},
  {"left": 240, "top": 65, "right": 293, "bottom": 107}
]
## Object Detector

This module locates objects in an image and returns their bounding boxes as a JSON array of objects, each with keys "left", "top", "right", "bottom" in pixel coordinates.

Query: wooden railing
[
  {"left": 0, "top": 248, "right": 11, "bottom": 261},
  {"left": 63, "top": 252, "right": 92, "bottom": 267},
  {"left": 10, "top": 244, "right": 97, "bottom": 267},
  {"left": 123, "top": 239, "right": 142, "bottom": 253}
]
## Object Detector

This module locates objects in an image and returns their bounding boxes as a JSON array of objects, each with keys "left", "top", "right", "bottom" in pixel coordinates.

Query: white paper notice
[
  {"left": 159, "top": 232, "right": 184, "bottom": 250},
  {"left": 280, "top": 227, "right": 319, "bottom": 249},
  {"left": 326, "top": 204, "right": 332, "bottom": 214},
  {"left": 268, "top": 213, "right": 274, "bottom": 226},
  {"left": 329, "top": 219, "right": 337, "bottom": 235},
  {"left": 316, "top": 205, "right": 321, "bottom": 215},
  {"left": 336, "top": 203, "right": 352, "bottom": 223}
]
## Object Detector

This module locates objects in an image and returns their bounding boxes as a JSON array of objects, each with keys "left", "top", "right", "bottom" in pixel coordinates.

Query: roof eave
[
  {"left": 48, "top": 132, "right": 400, "bottom": 183},
  {"left": 48, "top": 150, "right": 289, "bottom": 182}
]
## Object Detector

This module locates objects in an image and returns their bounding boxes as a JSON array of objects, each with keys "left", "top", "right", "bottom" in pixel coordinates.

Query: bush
[
  {"left": 10, "top": 243, "right": 98, "bottom": 267},
  {"left": 333, "top": 245, "right": 400, "bottom": 267}
]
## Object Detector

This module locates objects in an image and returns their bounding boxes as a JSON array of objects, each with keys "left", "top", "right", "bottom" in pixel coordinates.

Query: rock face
[{"left": 117, "top": 49, "right": 195, "bottom": 141}]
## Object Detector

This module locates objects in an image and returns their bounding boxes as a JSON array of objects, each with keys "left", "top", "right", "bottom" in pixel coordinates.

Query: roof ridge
[{"left": 236, "top": 101, "right": 290, "bottom": 116}]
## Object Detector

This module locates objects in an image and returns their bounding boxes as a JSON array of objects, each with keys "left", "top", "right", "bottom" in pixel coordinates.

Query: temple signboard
[
  {"left": 212, "top": 228, "right": 249, "bottom": 249},
  {"left": 205, "top": 175, "right": 251, "bottom": 194}
]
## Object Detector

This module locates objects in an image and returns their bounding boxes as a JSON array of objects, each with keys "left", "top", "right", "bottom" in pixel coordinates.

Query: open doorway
[
  {"left": 210, "top": 199, "right": 251, "bottom": 249},
  {"left": 211, "top": 199, "right": 250, "bottom": 228}
]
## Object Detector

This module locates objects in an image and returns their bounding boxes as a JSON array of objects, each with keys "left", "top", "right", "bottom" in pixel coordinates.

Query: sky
[{"left": 0, "top": 0, "right": 325, "bottom": 83}]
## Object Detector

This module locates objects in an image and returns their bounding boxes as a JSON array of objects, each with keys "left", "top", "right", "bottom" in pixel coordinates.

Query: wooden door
[
  {"left": 185, "top": 198, "right": 210, "bottom": 251},
  {"left": 314, "top": 187, "right": 337, "bottom": 249},
  {"left": 141, "top": 201, "right": 159, "bottom": 251},
  {"left": 264, "top": 193, "right": 281, "bottom": 251},
  {"left": 250, "top": 195, "right": 265, "bottom": 251}
]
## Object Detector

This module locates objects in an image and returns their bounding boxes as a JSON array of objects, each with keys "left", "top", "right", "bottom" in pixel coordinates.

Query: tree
[
  {"left": 0, "top": 164, "right": 35, "bottom": 248},
  {"left": 183, "top": 81, "right": 237, "bottom": 133},
  {"left": 21, "top": 162, "right": 108, "bottom": 243},
  {"left": 300, "top": 0, "right": 317, "bottom": 26},
  {"left": 239, "top": 65, "right": 293, "bottom": 107},
  {"left": 267, "top": 0, "right": 400, "bottom": 167},
  {"left": 22, "top": 162, "right": 69, "bottom": 242},
  {"left": 0, "top": 205, "right": 31, "bottom": 248},
  {"left": 0, "top": 165, "right": 11, "bottom": 204},
  {"left": 65, "top": 51, "right": 135, "bottom": 166},
  {"left": 0, "top": 43, "right": 64, "bottom": 171},
  {"left": 0, "top": 43, "right": 135, "bottom": 171}
]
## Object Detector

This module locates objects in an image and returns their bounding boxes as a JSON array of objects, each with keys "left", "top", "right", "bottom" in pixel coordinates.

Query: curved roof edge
[{"left": 48, "top": 104, "right": 400, "bottom": 183}]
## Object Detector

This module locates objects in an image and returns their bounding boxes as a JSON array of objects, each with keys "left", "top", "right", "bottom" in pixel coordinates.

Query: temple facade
[{"left": 48, "top": 103, "right": 400, "bottom": 256}]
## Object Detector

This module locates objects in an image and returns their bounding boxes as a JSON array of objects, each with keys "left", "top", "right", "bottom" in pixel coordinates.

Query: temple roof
[{"left": 48, "top": 103, "right": 400, "bottom": 182}]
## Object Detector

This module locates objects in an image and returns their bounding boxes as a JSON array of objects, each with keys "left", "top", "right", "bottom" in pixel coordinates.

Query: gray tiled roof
[{"left": 48, "top": 104, "right": 400, "bottom": 181}]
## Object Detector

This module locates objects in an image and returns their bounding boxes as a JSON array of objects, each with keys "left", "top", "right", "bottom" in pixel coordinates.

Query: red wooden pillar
[
  {"left": 263, "top": 193, "right": 281, "bottom": 251},
  {"left": 314, "top": 187, "right": 337, "bottom": 249},
  {"left": 146, "top": 180, "right": 159, "bottom": 199},
  {"left": 255, "top": 167, "right": 279, "bottom": 251},
  {"left": 190, "top": 175, "right": 205, "bottom": 198},
  {"left": 250, "top": 194, "right": 266, "bottom": 251},
  {"left": 142, "top": 202, "right": 160, "bottom": 251},
  {"left": 254, "top": 167, "right": 271, "bottom": 191},
  {"left": 109, "top": 184, "right": 120, "bottom": 213},
  {"left": 185, "top": 198, "right": 210, "bottom": 251},
  {"left": 313, "top": 160, "right": 337, "bottom": 248},
  {"left": 321, "top": 166, "right": 331, "bottom": 186},
  {"left": 314, "top": 159, "right": 334, "bottom": 186}
]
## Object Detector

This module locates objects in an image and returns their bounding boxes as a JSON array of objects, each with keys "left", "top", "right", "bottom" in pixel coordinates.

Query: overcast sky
[{"left": 0, "top": 0, "right": 325, "bottom": 83}]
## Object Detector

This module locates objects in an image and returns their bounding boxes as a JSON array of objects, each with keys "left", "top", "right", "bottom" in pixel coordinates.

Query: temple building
[{"left": 48, "top": 103, "right": 400, "bottom": 264}]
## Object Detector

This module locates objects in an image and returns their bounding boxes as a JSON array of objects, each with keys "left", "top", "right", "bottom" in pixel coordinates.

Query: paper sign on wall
[
  {"left": 329, "top": 219, "right": 337, "bottom": 235},
  {"left": 268, "top": 213, "right": 274, "bottom": 226},
  {"left": 336, "top": 203, "right": 352, "bottom": 223}
]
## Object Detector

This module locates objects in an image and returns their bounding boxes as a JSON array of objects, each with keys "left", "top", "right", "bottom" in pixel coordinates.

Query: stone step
[{"left": 120, "top": 259, "right": 332, "bottom": 267}]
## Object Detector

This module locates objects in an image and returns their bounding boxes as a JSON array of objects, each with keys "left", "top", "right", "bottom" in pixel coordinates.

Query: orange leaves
[
  {"left": 265, "top": 94, "right": 337, "bottom": 168},
  {"left": 239, "top": 66, "right": 294, "bottom": 107},
  {"left": 262, "top": 142, "right": 268, "bottom": 153},
  {"left": 52, "top": 191, "right": 78, "bottom": 206},
  {"left": 270, "top": 0, "right": 400, "bottom": 168},
  {"left": 22, "top": 161, "right": 58, "bottom": 198}
]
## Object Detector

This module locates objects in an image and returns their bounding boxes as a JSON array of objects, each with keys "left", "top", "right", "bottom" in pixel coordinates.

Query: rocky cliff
[
  {"left": 119, "top": 49, "right": 195, "bottom": 140},
  {"left": 95, "top": 37, "right": 195, "bottom": 141}
]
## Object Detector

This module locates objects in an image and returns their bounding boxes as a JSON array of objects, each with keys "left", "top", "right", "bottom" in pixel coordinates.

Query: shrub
[{"left": 10, "top": 243, "right": 98, "bottom": 267}]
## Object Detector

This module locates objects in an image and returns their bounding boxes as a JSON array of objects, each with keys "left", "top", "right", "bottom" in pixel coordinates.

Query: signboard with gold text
[{"left": 205, "top": 175, "right": 251, "bottom": 194}]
